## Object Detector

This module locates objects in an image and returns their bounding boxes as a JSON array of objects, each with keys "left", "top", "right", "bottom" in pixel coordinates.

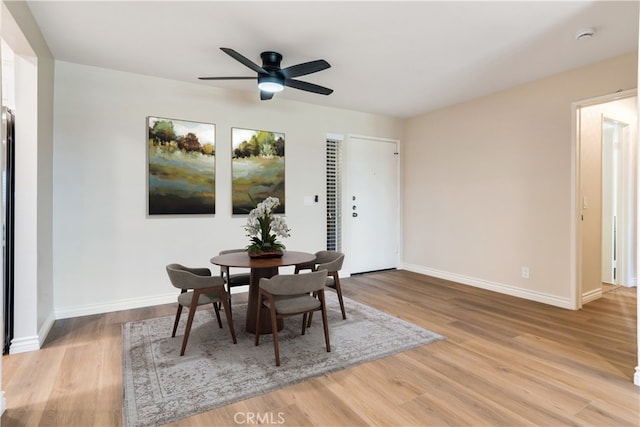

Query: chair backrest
[
  {"left": 314, "top": 251, "right": 344, "bottom": 273},
  {"left": 219, "top": 248, "right": 247, "bottom": 256},
  {"left": 218, "top": 249, "right": 250, "bottom": 279},
  {"left": 166, "top": 263, "right": 222, "bottom": 290},
  {"left": 259, "top": 270, "right": 328, "bottom": 296}
]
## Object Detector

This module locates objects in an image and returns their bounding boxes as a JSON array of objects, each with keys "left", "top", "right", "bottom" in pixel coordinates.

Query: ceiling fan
[{"left": 199, "top": 47, "right": 333, "bottom": 100}]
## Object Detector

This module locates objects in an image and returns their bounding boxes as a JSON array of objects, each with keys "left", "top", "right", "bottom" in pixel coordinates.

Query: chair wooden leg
[
  {"left": 301, "top": 314, "right": 308, "bottom": 335},
  {"left": 180, "top": 292, "right": 200, "bottom": 356},
  {"left": 225, "top": 287, "right": 233, "bottom": 321},
  {"left": 212, "top": 302, "right": 223, "bottom": 328},
  {"left": 306, "top": 290, "right": 318, "bottom": 328},
  {"left": 219, "top": 291, "right": 237, "bottom": 344},
  {"left": 255, "top": 295, "right": 263, "bottom": 346},
  {"left": 333, "top": 273, "right": 347, "bottom": 320},
  {"left": 268, "top": 299, "right": 281, "bottom": 366},
  {"left": 318, "top": 290, "right": 331, "bottom": 353},
  {"left": 172, "top": 305, "right": 183, "bottom": 337}
]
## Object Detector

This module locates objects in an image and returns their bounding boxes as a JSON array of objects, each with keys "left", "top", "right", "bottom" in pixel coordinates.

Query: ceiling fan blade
[
  {"left": 198, "top": 76, "right": 257, "bottom": 80},
  {"left": 281, "top": 59, "right": 331, "bottom": 79},
  {"left": 220, "top": 47, "right": 267, "bottom": 74},
  {"left": 260, "top": 91, "right": 275, "bottom": 101},
  {"left": 285, "top": 79, "right": 333, "bottom": 95}
]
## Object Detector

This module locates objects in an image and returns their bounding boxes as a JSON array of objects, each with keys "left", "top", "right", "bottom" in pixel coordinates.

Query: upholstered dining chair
[
  {"left": 255, "top": 270, "right": 330, "bottom": 366},
  {"left": 166, "top": 263, "right": 237, "bottom": 356},
  {"left": 294, "top": 251, "right": 346, "bottom": 320},
  {"left": 218, "top": 249, "right": 251, "bottom": 306}
]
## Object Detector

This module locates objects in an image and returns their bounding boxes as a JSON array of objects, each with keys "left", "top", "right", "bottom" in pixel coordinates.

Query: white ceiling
[{"left": 24, "top": 1, "right": 639, "bottom": 118}]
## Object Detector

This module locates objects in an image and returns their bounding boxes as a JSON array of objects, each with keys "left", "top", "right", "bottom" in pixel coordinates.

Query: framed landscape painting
[
  {"left": 231, "top": 127, "right": 285, "bottom": 214},
  {"left": 147, "top": 116, "right": 216, "bottom": 215}
]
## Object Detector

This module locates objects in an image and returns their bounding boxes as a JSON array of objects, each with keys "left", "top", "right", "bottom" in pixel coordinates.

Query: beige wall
[{"left": 403, "top": 52, "right": 638, "bottom": 308}]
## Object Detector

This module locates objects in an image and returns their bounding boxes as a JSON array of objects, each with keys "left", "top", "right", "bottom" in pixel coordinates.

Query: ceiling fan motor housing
[
  {"left": 260, "top": 51, "right": 283, "bottom": 71},
  {"left": 258, "top": 51, "right": 285, "bottom": 92}
]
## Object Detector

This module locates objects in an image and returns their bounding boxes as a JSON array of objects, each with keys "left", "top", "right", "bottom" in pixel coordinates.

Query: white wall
[
  {"left": 52, "top": 61, "right": 403, "bottom": 318},
  {"left": 403, "top": 52, "right": 638, "bottom": 309}
]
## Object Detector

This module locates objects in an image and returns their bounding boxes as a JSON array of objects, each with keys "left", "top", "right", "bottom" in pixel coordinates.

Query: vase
[{"left": 248, "top": 250, "right": 284, "bottom": 259}]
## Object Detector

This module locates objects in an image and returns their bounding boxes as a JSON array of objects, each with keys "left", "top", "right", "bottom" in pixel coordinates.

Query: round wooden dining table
[{"left": 210, "top": 250, "right": 316, "bottom": 334}]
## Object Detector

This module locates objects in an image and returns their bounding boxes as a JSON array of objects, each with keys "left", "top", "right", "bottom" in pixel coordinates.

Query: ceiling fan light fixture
[{"left": 258, "top": 75, "right": 284, "bottom": 93}]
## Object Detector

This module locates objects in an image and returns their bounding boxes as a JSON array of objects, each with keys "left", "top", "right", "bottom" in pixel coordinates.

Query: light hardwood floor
[{"left": 2, "top": 270, "right": 638, "bottom": 426}]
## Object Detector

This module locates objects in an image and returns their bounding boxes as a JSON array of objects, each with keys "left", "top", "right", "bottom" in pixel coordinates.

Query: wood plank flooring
[{"left": 2, "top": 270, "right": 638, "bottom": 426}]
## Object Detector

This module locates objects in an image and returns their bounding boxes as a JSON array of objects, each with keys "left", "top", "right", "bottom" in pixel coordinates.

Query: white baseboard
[
  {"left": 635, "top": 366, "right": 640, "bottom": 386},
  {"left": 8, "top": 310, "right": 58, "bottom": 354},
  {"left": 39, "top": 311, "right": 56, "bottom": 347},
  {"left": 54, "top": 292, "right": 177, "bottom": 320},
  {"left": 9, "top": 335, "right": 40, "bottom": 354},
  {"left": 230, "top": 285, "right": 248, "bottom": 295},
  {"left": 581, "top": 287, "right": 602, "bottom": 305},
  {"left": 402, "top": 263, "right": 575, "bottom": 309},
  {"left": 8, "top": 293, "right": 178, "bottom": 354}
]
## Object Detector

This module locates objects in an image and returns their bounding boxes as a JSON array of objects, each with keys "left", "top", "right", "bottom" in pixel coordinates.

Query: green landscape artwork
[
  {"left": 148, "top": 117, "right": 215, "bottom": 215},
  {"left": 232, "top": 128, "right": 285, "bottom": 215}
]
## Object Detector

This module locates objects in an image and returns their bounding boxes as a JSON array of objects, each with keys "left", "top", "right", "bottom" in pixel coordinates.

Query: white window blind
[{"left": 326, "top": 139, "right": 342, "bottom": 251}]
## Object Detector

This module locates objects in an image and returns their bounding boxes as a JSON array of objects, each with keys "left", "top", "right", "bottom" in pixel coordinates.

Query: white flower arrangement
[{"left": 245, "top": 196, "right": 290, "bottom": 253}]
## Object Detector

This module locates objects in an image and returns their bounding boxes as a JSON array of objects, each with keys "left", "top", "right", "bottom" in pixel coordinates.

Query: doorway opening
[
  {"left": 575, "top": 90, "right": 638, "bottom": 307},
  {"left": 602, "top": 117, "right": 633, "bottom": 286}
]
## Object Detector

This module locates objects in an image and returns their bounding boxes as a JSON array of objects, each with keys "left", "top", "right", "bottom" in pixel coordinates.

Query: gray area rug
[{"left": 122, "top": 292, "right": 445, "bottom": 427}]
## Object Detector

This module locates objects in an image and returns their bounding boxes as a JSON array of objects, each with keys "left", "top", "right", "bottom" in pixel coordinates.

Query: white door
[{"left": 347, "top": 136, "right": 399, "bottom": 274}]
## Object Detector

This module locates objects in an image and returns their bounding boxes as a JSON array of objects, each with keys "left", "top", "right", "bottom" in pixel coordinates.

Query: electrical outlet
[{"left": 521, "top": 266, "right": 530, "bottom": 279}]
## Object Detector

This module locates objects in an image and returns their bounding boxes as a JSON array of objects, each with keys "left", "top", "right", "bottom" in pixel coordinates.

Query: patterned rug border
[{"left": 122, "top": 293, "right": 445, "bottom": 426}]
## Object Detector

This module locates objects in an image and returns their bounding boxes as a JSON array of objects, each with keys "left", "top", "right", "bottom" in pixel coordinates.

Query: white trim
[
  {"left": 634, "top": 366, "right": 640, "bottom": 386},
  {"left": 10, "top": 315, "right": 52, "bottom": 354},
  {"left": 9, "top": 335, "right": 40, "bottom": 354},
  {"left": 9, "top": 303, "right": 53, "bottom": 354},
  {"left": 54, "top": 292, "right": 176, "bottom": 320},
  {"left": 581, "top": 287, "right": 602, "bottom": 305},
  {"left": 38, "top": 311, "right": 55, "bottom": 348},
  {"left": 230, "top": 285, "right": 248, "bottom": 295},
  {"left": 572, "top": 88, "right": 638, "bottom": 309},
  {"left": 326, "top": 132, "right": 344, "bottom": 141},
  {"left": 571, "top": 97, "right": 581, "bottom": 309},
  {"left": 574, "top": 89, "right": 637, "bottom": 109},
  {"left": 402, "top": 263, "right": 575, "bottom": 310},
  {"left": 348, "top": 133, "right": 400, "bottom": 144}
]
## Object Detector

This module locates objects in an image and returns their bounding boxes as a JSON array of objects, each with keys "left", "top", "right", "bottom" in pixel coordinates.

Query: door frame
[
  {"left": 342, "top": 134, "right": 402, "bottom": 275},
  {"left": 571, "top": 88, "right": 637, "bottom": 309}
]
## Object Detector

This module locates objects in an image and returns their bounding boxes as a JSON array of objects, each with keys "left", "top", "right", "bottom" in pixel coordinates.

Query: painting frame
[
  {"left": 231, "top": 127, "right": 285, "bottom": 215},
  {"left": 147, "top": 116, "right": 216, "bottom": 215}
]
